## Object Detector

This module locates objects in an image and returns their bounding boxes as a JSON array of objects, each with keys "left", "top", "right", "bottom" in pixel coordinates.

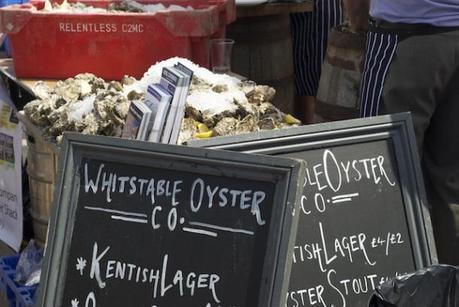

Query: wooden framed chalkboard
[
  {"left": 38, "top": 133, "right": 305, "bottom": 307},
  {"left": 190, "top": 113, "right": 437, "bottom": 307}
]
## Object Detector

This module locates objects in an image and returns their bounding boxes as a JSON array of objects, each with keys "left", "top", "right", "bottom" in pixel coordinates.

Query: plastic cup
[{"left": 210, "top": 38, "right": 235, "bottom": 74}]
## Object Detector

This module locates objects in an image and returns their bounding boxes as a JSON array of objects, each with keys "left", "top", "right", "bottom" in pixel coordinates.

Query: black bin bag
[{"left": 368, "top": 265, "right": 459, "bottom": 307}]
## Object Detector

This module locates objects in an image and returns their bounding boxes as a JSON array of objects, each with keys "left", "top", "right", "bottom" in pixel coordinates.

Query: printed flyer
[{"left": 0, "top": 81, "right": 23, "bottom": 251}]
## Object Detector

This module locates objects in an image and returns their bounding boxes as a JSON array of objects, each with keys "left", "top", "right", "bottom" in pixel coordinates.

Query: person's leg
[
  {"left": 422, "top": 83, "right": 459, "bottom": 265},
  {"left": 291, "top": 0, "right": 344, "bottom": 124},
  {"left": 291, "top": 11, "right": 315, "bottom": 123},
  {"left": 421, "top": 31, "right": 459, "bottom": 264},
  {"left": 379, "top": 33, "right": 456, "bottom": 151},
  {"left": 358, "top": 30, "right": 399, "bottom": 118},
  {"left": 296, "top": 96, "right": 316, "bottom": 124},
  {"left": 371, "top": 30, "right": 459, "bottom": 264}
]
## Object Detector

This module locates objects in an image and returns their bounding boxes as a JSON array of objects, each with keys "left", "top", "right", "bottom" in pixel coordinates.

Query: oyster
[
  {"left": 127, "top": 90, "right": 143, "bottom": 101},
  {"left": 115, "top": 98, "right": 131, "bottom": 121},
  {"left": 212, "top": 115, "right": 259, "bottom": 137},
  {"left": 213, "top": 117, "right": 239, "bottom": 137},
  {"left": 258, "top": 117, "right": 278, "bottom": 130},
  {"left": 23, "top": 98, "right": 54, "bottom": 127},
  {"left": 234, "top": 114, "right": 258, "bottom": 135},
  {"left": 212, "top": 84, "right": 228, "bottom": 93},
  {"left": 108, "top": 81, "right": 123, "bottom": 92},
  {"left": 190, "top": 76, "right": 213, "bottom": 92},
  {"left": 187, "top": 91, "right": 239, "bottom": 128},
  {"left": 80, "top": 113, "right": 100, "bottom": 135},
  {"left": 240, "top": 80, "right": 257, "bottom": 95},
  {"left": 258, "top": 102, "right": 283, "bottom": 122},
  {"left": 121, "top": 75, "right": 137, "bottom": 86},
  {"left": 177, "top": 118, "right": 196, "bottom": 145},
  {"left": 32, "top": 81, "right": 51, "bottom": 100},
  {"left": 53, "top": 79, "right": 80, "bottom": 103},
  {"left": 247, "top": 85, "right": 276, "bottom": 105}
]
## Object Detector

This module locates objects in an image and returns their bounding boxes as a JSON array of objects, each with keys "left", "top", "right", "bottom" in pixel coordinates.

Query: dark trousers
[
  {"left": 359, "top": 25, "right": 459, "bottom": 265},
  {"left": 290, "top": 0, "right": 343, "bottom": 96}
]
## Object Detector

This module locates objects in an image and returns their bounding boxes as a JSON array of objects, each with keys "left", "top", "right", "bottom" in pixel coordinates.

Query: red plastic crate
[{"left": 0, "top": 0, "right": 236, "bottom": 79}]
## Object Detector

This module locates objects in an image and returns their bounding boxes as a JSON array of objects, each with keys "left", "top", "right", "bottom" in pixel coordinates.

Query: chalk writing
[
  {"left": 76, "top": 242, "right": 223, "bottom": 305},
  {"left": 303, "top": 150, "right": 396, "bottom": 195},
  {"left": 190, "top": 178, "right": 266, "bottom": 226},
  {"left": 83, "top": 162, "right": 267, "bottom": 234},
  {"left": 286, "top": 270, "right": 409, "bottom": 307},
  {"left": 59, "top": 156, "right": 284, "bottom": 307},
  {"left": 288, "top": 144, "right": 415, "bottom": 307}
]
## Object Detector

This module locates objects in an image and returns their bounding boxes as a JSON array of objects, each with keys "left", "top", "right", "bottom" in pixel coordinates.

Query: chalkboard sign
[
  {"left": 190, "top": 113, "right": 437, "bottom": 307},
  {"left": 38, "top": 133, "right": 305, "bottom": 307}
]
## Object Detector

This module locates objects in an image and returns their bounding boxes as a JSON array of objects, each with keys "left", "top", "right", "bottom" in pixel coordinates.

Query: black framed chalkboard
[
  {"left": 38, "top": 133, "right": 305, "bottom": 307},
  {"left": 190, "top": 113, "right": 437, "bottom": 307}
]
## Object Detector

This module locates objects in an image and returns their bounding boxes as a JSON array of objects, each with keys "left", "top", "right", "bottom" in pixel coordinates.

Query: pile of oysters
[
  {"left": 23, "top": 73, "right": 143, "bottom": 143},
  {"left": 179, "top": 78, "right": 301, "bottom": 144},
  {"left": 21, "top": 59, "right": 301, "bottom": 144}
]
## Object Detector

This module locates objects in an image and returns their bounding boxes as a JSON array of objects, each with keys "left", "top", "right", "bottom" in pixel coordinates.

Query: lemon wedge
[
  {"left": 284, "top": 114, "right": 301, "bottom": 125},
  {"left": 195, "top": 130, "right": 213, "bottom": 139},
  {"left": 197, "top": 123, "right": 210, "bottom": 133}
]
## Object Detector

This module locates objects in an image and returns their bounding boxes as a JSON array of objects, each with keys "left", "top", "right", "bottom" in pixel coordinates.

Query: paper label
[{"left": 0, "top": 82, "right": 23, "bottom": 251}]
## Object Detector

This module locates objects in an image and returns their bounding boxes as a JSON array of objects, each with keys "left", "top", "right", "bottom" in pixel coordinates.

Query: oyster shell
[
  {"left": 212, "top": 115, "right": 259, "bottom": 137},
  {"left": 53, "top": 80, "right": 80, "bottom": 103},
  {"left": 122, "top": 75, "right": 137, "bottom": 85},
  {"left": 258, "top": 102, "right": 283, "bottom": 121},
  {"left": 235, "top": 114, "right": 258, "bottom": 135},
  {"left": 258, "top": 117, "right": 278, "bottom": 130},
  {"left": 213, "top": 117, "right": 239, "bottom": 137},
  {"left": 23, "top": 98, "right": 54, "bottom": 127},
  {"left": 108, "top": 81, "right": 123, "bottom": 92},
  {"left": 187, "top": 91, "right": 239, "bottom": 128},
  {"left": 247, "top": 85, "right": 276, "bottom": 105},
  {"left": 115, "top": 98, "right": 131, "bottom": 121},
  {"left": 177, "top": 117, "right": 196, "bottom": 145},
  {"left": 32, "top": 81, "right": 51, "bottom": 100},
  {"left": 212, "top": 84, "right": 228, "bottom": 93},
  {"left": 240, "top": 80, "right": 257, "bottom": 95}
]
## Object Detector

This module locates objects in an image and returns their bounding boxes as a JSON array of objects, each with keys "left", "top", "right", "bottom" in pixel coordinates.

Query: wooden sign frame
[
  {"left": 190, "top": 113, "right": 437, "bottom": 274},
  {"left": 38, "top": 133, "right": 305, "bottom": 307}
]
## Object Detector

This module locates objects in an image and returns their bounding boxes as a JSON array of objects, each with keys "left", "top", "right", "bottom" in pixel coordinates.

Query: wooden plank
[{"left": 0, "top": 58, "right": 58, "bottom": 95}]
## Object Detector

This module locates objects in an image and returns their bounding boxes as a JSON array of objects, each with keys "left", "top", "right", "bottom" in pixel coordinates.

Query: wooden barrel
[
  {"left": 227, "top": 14, "right": 295, "bottom": 114},
  {"left": 316, "top": 27, "right": 367, "bottom": 121},
  {"left": 18, "top": 112, "right": 60, "bottom": 248},
  {"left": 26, "top": 134, "right": 59, "bottom": 247}
]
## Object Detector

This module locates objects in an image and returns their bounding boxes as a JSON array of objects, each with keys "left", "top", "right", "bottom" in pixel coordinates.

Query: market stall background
[
  {"left": 2, "top": 1, "right": 312, "bottom": 306},
  {"left": 0, "top": 0, "right": 404, "bottom": 306}
]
